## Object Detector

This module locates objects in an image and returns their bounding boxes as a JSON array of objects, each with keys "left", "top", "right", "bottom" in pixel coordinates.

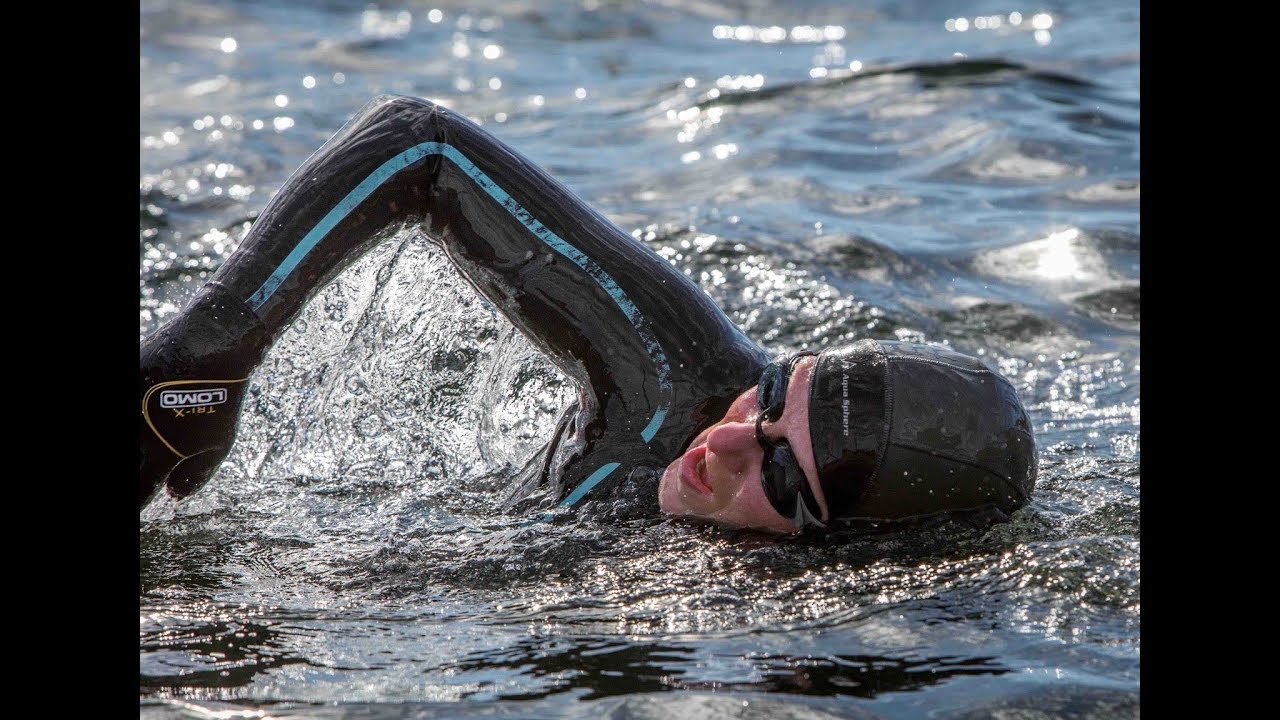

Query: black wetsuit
[{"left": 140, "top": 95, "right": 769, "bottom": 511}]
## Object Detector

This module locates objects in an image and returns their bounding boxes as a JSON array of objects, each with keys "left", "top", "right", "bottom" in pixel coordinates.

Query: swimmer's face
[{"left": 658, "top": 355, "right": 829, "bottom": 533}]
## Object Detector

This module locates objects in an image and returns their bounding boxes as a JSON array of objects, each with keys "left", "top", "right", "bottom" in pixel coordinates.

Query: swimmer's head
[{"left": 658, "top": 340, "right": 1036, "bottom": 533}]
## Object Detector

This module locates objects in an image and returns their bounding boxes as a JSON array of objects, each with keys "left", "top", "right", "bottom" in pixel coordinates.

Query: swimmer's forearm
[
  {"left": 139, "top": 281, "right": 271, "bottom": 509},
  {"left": 142, "top": 96, "right": 436, "bottom": 508}
]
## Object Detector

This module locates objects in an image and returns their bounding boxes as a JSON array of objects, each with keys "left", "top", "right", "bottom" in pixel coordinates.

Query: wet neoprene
[{"left": 140, "top": 95, "right": 768, "bottom": 510}]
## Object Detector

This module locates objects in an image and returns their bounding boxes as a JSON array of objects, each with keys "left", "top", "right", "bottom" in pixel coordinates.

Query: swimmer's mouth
[{"left": 679, "top": 445, "right": 713, "bottom": 496}]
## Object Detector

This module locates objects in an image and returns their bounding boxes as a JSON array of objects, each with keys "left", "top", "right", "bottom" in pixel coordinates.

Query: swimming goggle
[{"left": 755, "top": 352, "right": 825, "bottom": 528}]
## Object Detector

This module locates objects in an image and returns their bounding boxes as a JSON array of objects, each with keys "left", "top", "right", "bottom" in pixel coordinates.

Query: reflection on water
[
  {"left": 141, "top": 615, "right": 313, "bottom": 693},
  {"left": 441, "top": 635, "right": 1008, "bottom": 701},
  {"left": 140, "top": 0, "right": 1139, "bottom": 717}
]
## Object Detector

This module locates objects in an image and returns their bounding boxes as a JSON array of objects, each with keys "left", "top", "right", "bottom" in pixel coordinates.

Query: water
[{"left": 139, "top": 1, "right": 1139, "bottom": 717}]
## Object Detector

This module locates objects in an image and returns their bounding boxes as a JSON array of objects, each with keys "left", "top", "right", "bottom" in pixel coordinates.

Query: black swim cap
[{"left": 806, "top": 339, "right": 1036, "bottom": 523}]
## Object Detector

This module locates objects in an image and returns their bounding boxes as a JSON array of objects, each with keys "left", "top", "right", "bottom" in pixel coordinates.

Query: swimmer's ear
[{"left": 163, "top": 447, "right": 232, "bottom": 501}]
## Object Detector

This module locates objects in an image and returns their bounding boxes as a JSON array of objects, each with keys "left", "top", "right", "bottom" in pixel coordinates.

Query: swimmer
[{"left": 140, "top": 95, "right": 1036, "bottom": 532}]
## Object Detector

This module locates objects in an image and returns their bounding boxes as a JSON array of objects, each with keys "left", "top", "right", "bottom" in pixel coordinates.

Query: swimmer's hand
[{"left": 139, "top": 285, "right": 269, "bottom": 510}]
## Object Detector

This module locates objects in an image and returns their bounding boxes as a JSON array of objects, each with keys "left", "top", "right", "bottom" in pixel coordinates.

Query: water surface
[{"left": 140, "top": 1, "right": 1140, "bottom": 717}]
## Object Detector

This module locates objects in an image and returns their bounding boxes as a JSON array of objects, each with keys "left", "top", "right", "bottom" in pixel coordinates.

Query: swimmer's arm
[
  {"left": 262, "top": 97, "right": 745, "bottom": 370},
  {"left": 141, "top": 95, "right": 757, "bottom": 508},
  {"left": 214, "top": 94, "right": 755, "bottom": 422}
]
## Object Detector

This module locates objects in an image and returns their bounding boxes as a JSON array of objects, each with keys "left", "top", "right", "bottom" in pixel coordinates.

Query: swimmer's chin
[{"left": 658, "top": 454, "right": 706, "bottom": 517}]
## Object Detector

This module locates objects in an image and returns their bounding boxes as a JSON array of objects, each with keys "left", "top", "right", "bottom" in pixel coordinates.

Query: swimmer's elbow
[
  {"left": 350, "top": 94, "right": 460, "bottom": 143},
  {"left": 364, "top": 93, "right": 442, "bottom": 117}
]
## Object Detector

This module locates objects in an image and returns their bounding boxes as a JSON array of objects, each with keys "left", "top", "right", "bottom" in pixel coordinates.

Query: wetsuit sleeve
[{"left": 141, "top": 95, "right": 762, "bottom": 509}]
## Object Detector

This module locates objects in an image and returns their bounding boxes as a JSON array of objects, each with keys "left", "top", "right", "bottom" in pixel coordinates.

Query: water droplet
[{"left": 346, "top": 374, "right": 368, "bottom": 395}]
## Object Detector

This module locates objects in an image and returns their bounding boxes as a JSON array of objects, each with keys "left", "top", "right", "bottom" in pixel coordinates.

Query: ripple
[
  {"left": 1065, "top": 179, "right": 1140, "bottom": 204},
  {"left": 931, "top": 299, "right": 1068, "bottom": 348},
  {"left": 972, "top": 228, "right": 1113, "bottom": 290},
  {"left": 870, "top": 100, "right": 940, "bottom": 119},
  {"left": 690, "top": 58, "right": 1095, "bottom": 114},
  {"left": 952, "top": 142, "right": 1086, "bottom": 183},
  {"left": 896, "top": 118, "right": 996, "bottom": 157},
  {"left": 803, "top": 233, "right": 925, "bottom": 285},
  {"left": 1070, "top": 283, "right": 1140, "bottom": 324},
  {"left": 829, "top": 192, "right": 922, "bottom": 215}
]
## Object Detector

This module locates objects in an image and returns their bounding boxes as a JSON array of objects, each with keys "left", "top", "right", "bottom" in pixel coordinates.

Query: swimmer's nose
[{"left": 706, "top": 421, "right": 761, "bottom": 462}]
